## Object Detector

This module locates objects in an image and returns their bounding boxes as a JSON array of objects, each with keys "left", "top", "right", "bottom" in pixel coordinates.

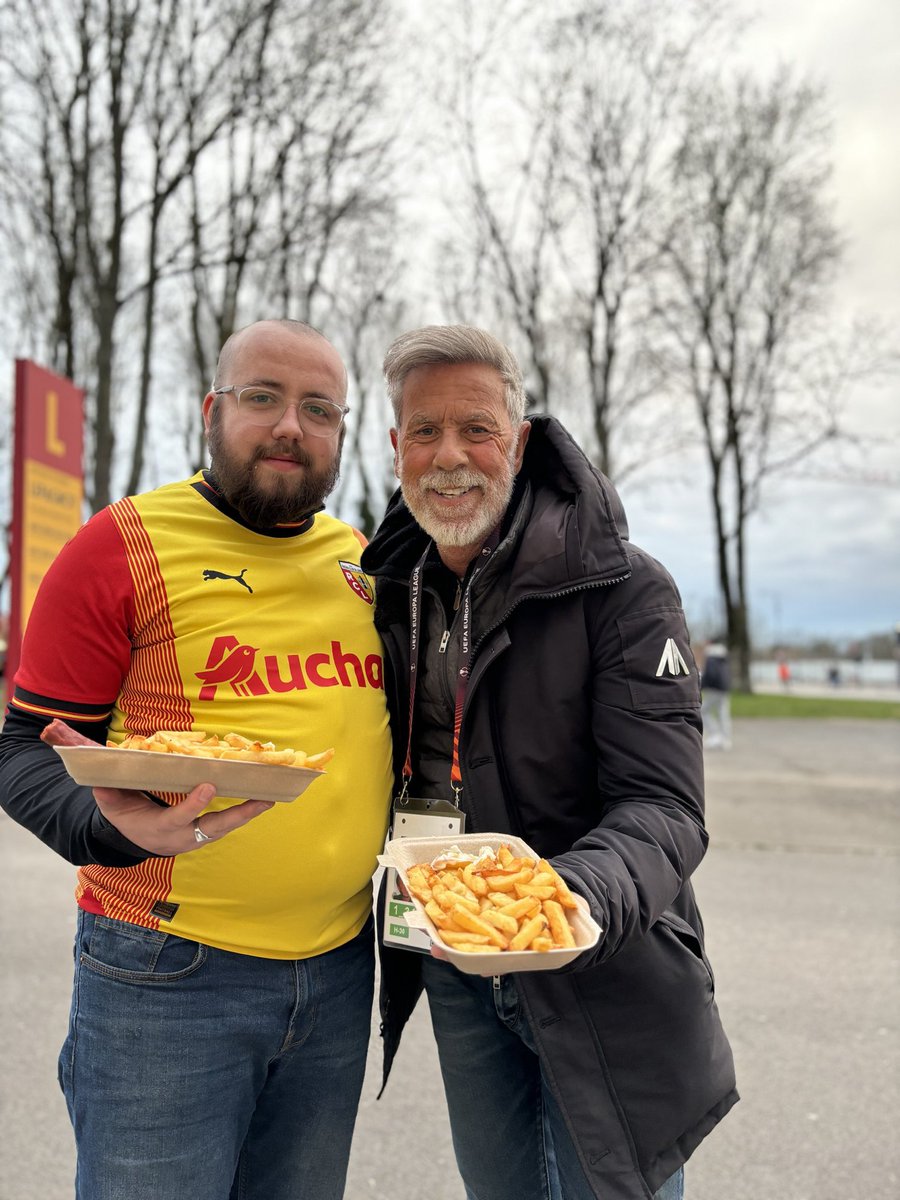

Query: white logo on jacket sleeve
[{"left": 655, "top": 637, "right": 691, "bottom": 677}]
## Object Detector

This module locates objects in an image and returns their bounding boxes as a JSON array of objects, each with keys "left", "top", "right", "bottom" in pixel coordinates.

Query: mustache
[
  {"left": 251, "top": 443, "right": 313, "bottom": 467},
  {"left": 418, "top": 469, "right": 488, "bottom": 490}
]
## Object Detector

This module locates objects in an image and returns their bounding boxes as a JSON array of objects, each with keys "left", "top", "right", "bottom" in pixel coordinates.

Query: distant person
[
  {"left": 827, "top": 664, "right": 841, "bottom": 688},
  {"left": 849, "top": 642, "right": 865, "bottom": 686},
  {"left": 701, "top": 637, "right": 732, "bottom": 750},
  {"left": 777, "top": 653, "right": 792, "bottom": 690},
  {"left": 0, "top": 319, "right": 393, "bottom": 1200}
]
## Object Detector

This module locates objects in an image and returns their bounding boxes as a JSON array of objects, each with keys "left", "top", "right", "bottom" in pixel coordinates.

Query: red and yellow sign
[{"left": 7, "top": 360, "right": 84, "bottom": 688}]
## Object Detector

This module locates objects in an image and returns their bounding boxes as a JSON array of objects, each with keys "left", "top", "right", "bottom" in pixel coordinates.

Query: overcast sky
[
  {"left": 3, "top": 0, "right": 895, "bottom": 645},
  {"left": 621, "top": 0, "right": 900, "bottom": 644}
]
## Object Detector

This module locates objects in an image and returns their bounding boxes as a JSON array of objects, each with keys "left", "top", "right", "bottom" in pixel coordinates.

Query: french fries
[
  {"left": 109, "top": 729, "right": 333, "bottom": 770},
  {"left": 404, "top": 844, "right": 580, "bottom": 955}
]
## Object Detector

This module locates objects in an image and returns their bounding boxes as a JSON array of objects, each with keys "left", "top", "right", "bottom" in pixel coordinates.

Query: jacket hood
[{"left": 362, "top": 414, "right": 631, "bottom": 595}]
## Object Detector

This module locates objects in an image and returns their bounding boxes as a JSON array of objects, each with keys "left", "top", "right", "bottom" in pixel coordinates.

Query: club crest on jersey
[{"left": 338, "top": 561, "right": 375, "bottom": 605}]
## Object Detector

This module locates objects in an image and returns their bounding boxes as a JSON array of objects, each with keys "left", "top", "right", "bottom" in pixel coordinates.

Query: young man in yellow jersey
[{"left": 0, "top": 320, "right": 393, "bottom": 1200}]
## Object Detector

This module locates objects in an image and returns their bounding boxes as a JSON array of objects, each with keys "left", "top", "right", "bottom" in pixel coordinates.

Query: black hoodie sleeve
[
  {"left": 0, "top": 707, "right": 151, "bottom": 866},
  {"left": 549, "top": 549, "right": 706, "bottom": 971}
]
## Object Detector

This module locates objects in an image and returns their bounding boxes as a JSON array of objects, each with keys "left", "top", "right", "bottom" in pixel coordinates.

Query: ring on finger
[{"left": 193, "top": 818, "right": 213, "bottom": 844}]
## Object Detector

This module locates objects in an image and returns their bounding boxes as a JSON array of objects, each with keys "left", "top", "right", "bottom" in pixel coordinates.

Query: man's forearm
[{"left": 0, "top": 710, "right": 150, "bottom": 866}]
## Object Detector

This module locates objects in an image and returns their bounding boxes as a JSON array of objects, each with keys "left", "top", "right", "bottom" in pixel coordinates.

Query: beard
[
  {"left": 207, "top": 412, "right": 341, "bottom": 528},
  {"left": 398, "top": 459, "right": 516, "bottom": 549}
]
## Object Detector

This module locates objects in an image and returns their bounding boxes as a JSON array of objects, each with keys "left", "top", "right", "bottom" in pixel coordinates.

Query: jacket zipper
[{"left": 438, "top": 577, "right": 465, "bottom": 654}]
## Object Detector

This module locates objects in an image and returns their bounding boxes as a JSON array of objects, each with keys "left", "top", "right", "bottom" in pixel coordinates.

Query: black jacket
[
  {"left": 701, "top": 644, "right": 731, "bottom": 692},
  {"left": 361, "top": 415, "right": 737, "bottom": 1199}
]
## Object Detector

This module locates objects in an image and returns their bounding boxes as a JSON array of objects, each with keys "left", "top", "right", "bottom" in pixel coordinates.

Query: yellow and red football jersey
[{"left": 13, "top": 473, "right": 393, "bottom": 959}]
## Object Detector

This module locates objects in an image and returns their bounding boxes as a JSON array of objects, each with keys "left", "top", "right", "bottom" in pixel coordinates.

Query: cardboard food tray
[
  {"left": 379, "top": 832, "right": 602, "bottom": 974},
  {"left": 54, "top": 745, "right": 325, "bottom": 804}
]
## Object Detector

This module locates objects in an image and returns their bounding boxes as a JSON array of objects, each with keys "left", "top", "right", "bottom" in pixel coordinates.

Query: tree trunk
[
  {"left": 92, "top": 317, "right": 117, "bottom": 511},
  {"left": 125, "top": 194, "right": 164, "bottom": 497}
]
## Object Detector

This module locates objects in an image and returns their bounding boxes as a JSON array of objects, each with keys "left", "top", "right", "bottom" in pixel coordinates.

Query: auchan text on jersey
[{"left": 196, "top": 637, "right": 384, "bottom": 700}]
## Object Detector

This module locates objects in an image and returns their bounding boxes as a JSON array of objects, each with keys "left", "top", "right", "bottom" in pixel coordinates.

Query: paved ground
[{"left": 1, "top": 717, "right": 898, "bottom": 1200}]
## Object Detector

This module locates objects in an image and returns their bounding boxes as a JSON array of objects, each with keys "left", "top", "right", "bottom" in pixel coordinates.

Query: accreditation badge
[{"left": 382, "top": 795, "right": 465, "bottom": 954}]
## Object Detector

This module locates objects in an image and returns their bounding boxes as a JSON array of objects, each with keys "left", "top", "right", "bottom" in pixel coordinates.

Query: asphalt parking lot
[{"left": 2, "top": 716, "right": 898, "bottom": 1200}]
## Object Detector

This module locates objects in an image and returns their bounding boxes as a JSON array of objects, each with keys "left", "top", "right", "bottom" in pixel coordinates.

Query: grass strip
[{"left": 731, "top": 693, "right": 900, "bottom": 720}]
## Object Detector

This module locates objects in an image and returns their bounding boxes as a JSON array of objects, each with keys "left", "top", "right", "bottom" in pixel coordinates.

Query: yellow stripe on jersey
[
  {"left": 109, "top": 497, "right": 194, "bottom": 738},
  {"left": 77, "top": 474, "right": 393, "bottom": 959}
]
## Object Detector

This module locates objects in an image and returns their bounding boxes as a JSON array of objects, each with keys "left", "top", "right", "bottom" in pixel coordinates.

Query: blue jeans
[
  {"left": 59, "top": 909, "right": 374, "bottom": 1200},
  {"left": 422, "top": 960, "right": 684, "bottom": 1200}
]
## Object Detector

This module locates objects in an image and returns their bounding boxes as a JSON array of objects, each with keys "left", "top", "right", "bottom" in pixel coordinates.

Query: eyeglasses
[{"left": 213, "top": 385, "right": 349, "bottom": 435}]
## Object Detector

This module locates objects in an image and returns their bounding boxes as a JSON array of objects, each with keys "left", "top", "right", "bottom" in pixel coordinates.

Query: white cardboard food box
[
  {"left": 378, "top": 832, "right": 602, "bottom": 975},
  {"left": 54, "top": 744, "right": 324, "bottom": 804}
]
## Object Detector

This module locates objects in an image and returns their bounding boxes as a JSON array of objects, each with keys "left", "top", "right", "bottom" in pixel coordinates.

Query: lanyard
[{"left": 401, "top": 532, "right": 499, "bottom": 802}]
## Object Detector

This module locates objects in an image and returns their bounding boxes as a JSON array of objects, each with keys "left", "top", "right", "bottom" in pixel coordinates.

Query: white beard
[{"left": 399, "top": 462, "right": 516, "bottom": 548}]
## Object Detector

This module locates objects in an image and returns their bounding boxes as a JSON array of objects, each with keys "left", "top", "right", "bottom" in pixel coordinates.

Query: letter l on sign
[{"left": 46, "top": 391, "right": 67, "bottom": 456}]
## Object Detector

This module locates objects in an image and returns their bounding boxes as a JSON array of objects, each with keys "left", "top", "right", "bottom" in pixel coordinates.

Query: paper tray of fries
[
  {"left": 54, "top": 742, "right": 326, "bottom": 804},
  {"left": 379, "top": 833, "right": 601, "bottom": 974}
]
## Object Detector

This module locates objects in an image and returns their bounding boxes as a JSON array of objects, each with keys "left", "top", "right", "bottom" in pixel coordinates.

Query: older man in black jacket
[{"left": 361, "top": 324, "right": 737, "bottom": 1200}]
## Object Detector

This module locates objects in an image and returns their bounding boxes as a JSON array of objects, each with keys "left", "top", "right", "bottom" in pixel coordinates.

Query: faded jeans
[
  {"left": 422, "top": 958, "right": 685, "bottom": 1200},
  {"left": 701, "top": 688, "right": 732, "bottom": 749},
  {"left": 59, "top": 909, "right": 374, "bottom": 1200}
]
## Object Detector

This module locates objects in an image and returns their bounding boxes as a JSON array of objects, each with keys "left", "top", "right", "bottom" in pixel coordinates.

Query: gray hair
[{"left": 383, "top": 324, "right": 526, "bottom": 424}]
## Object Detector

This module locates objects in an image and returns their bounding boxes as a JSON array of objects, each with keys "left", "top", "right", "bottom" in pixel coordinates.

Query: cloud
[
  {"left": 615, "top": 1, "right": 900, "bottom": 641},
  {"left": 617, "top": 453, "right": 900, "bottom": 640}
]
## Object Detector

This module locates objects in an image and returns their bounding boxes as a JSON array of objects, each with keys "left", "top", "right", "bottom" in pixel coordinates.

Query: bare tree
[
  {"left": 435, "top": 0, "right": 561, "bottom": 410},
  {"left": 0, "top": 0, "right": 282, "bottom": 509},
  {"left": 326, "top": 226, "right": 409, "bottom": 535},
  {"left": 548, "top": 0, "right": 728, "bottom": 478},
  {"left": 430, "top": 0, "right": 729, "bottom": 478},
  {"left": 0, "top": 0, "right": 401, "bottom": 508},
  {"left": 0, "top": 1, "right": 84, "bottom": 382},
  {"left": 120, "top": 1, "right": 282, "bottom": 497},
  {"left": 176, "top": 0, "right": 401, "bottom": 478},
  {"left": 656, "top": 69, "right": 845, "bottom": 688}
]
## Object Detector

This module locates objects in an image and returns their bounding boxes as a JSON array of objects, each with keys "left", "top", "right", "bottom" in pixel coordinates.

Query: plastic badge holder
[
  {"left": 383, "top": 797, "right": 465, "bottom": 953},
  {"left": 379, "top": 832, "right": 602, "bottom": 975}
]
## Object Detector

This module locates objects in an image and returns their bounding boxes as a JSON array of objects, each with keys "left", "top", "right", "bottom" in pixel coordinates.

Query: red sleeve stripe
[{"left": 107, "top": 499, "right": 193, "bottom": 733}]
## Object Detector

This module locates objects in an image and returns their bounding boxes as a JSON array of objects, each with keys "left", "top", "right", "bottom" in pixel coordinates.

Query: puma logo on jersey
[
  {"left": 655, "top": 638, "right": 690, "bottom": 677},
  {"left": 202, "top": 567, "right": 253, "bottom": 594}
]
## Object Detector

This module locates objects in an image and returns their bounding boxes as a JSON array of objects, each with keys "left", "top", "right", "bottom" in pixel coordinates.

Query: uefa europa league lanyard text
[{"left": 402, "top": 534, "right": 499, "bottom": 804}]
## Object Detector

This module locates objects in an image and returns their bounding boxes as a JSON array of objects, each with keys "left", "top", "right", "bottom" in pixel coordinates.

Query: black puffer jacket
[{"left": 361, "top": 416, "right": 737, "bottom": 1199}]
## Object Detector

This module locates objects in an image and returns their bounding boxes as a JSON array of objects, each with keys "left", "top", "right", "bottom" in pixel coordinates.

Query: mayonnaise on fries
[
  {"left": 405, "top": 842, "right": 579, "bottom": 954},
  {"left": 110, "top": 729, "right": 334, "bottom": 770}
]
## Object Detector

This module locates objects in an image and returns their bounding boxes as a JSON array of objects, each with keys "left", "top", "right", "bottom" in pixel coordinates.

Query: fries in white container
[{"left": 379, "top": 834, "right": 601, "bottom": 974}]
